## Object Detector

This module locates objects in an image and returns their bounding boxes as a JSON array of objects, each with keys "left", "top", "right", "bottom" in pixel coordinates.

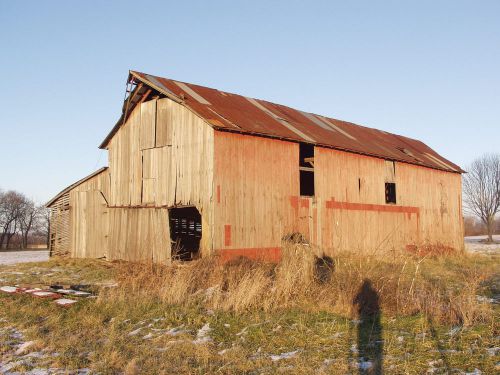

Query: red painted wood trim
[
  {"left": 218, "top": 247, "right": 281, "bottom": 263},
  {"left": 325, "top": 199, "right": 419, "bottom": 215},
  {"left": 224, "top": 225, "right": 231, "bottom": 246}
]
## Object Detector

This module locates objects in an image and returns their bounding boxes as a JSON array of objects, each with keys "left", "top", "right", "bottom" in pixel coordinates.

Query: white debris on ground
[
  {"left": 1, "top": 285, "right": 93, "bottom": 308},
  {"left": 0, "top": 250, "right": 49, "bottom": 265},
  {"left": 465, "top": 235, "right": 500, "bottom": 255}
]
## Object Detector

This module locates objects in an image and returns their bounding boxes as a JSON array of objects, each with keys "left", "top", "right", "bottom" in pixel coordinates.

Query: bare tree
[
  {"left": 0, "top": 190, "right": 25, "bottom": 249},
  {"left": 463, "top": 153, "right": 500, "bottom": 243},
  {"left": 19, "top": 199, "right": 41, "bottom": 249}
]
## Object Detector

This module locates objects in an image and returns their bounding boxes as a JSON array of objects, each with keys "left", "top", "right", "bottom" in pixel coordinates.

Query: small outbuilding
[{"left": 47, "top": 71, "right": 464, "bottom": 263}]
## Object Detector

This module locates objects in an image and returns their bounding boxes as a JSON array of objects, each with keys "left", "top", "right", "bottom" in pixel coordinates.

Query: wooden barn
[{"left": 47, "top": 71, "right": 464, "bottom": 263}]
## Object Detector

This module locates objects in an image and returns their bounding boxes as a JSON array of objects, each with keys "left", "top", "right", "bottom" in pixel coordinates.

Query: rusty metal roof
[{"left": 100, "top": 71, "right": 463, "bottom": 173}]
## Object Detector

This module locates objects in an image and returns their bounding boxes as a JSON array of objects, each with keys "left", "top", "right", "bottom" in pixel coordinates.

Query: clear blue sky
[{"left": 0, "top": 0, "right": 499, "bottom": 203}]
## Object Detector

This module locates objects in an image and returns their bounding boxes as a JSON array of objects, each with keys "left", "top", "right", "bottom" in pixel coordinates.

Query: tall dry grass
[{"left": 99, "top": 244, "right": 495, "bottom": 326}]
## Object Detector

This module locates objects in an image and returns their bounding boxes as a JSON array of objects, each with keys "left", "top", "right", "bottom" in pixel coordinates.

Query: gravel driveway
[{"left": 0, "top": 250, "right": 49, "bottom": 266}]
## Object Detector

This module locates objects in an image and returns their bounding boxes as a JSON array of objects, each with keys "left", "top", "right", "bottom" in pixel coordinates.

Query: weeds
[{"left": 107, "top": 244, "right": 496, "bottom": 326}]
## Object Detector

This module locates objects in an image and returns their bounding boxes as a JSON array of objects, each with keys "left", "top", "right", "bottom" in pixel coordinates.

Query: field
[{"left": 0, "top": 245, "right": 499, "bottom": 374}]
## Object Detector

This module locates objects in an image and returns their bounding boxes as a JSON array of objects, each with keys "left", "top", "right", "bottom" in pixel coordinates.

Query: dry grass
[
  {"left": 107, "top": 244, "right": 496, "bottom": 326},
  {"left": 1, "top": 246, "right": 498, "bottom": 374}
]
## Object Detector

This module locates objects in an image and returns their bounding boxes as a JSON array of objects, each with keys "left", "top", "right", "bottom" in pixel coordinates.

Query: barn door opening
[{"left": 169, "top": 206, "right": 202, "bottom": 261}]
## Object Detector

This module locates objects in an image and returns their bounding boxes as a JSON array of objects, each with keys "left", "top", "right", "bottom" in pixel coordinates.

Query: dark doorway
[{"left": 169, "top": 206, "right": 202, "bottom": 261}]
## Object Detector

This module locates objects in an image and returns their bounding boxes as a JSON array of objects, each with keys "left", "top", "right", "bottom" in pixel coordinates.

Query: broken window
[
  {"left": 385, "top": 182, "right": 396, "bottom": 204},
  {"left": 169, "top": 207, "right": 202, "bottom": 261},
  {"left": 299, "top": 143, "right": 315, "bottom": 196}
]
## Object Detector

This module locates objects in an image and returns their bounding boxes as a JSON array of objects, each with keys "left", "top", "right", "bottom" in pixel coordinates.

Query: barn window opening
[
  {"left": 169, "top": 207, "right": 202, "bottom": 261},
  {"left": 299, "top": 143, "right": 315, "bottom": 196},
  {"left": 385, "top": 183, "right": 396, "bottom": 204}
]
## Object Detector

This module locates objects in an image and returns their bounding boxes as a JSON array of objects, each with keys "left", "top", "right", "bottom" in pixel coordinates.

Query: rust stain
[
  {"left": 300, "top": 198, "right": 309, "bottom": 208},
  {"left": 289, "top": 196, "right": 299, "bottom": 210},
  {"left": 224, "top": 224, "right": 231, "bottom": 247},
  {"left": 326, "top": 199, "right": 420, "bottom": 215},
  {"left": 208, "top": 118, "right": 225, "bottom": 127}
]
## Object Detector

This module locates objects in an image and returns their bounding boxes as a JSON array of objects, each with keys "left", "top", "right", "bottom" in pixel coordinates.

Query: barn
[{"left": 46, "top": 70, "right": 464, "bottom": 263}]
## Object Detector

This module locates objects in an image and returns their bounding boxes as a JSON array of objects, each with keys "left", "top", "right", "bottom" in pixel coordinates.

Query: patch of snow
[
  {"left": 128, "top": 328, "right": 142, "bottom": 336},
  {"left": 464, "top": 369, "right": 482, "bottom": 375},
  {"left": 486, "top": 347, "right": 499, "bottom": 356},
  {"left": 166, "top": 326, "right": 187, "bottom": 336},
  {"left": 193, "top": 323, "right": 212, "bottom": 344},
  {"left": 358, "top": 360, "right": 373, "bottom": 370},
  {"left": 447, "top": 326, "right": 461, "bottom": 336},
  {"left": 54, "top": 298, "right": 77, "bottom": 307},
  {"left": 270, "top": 350, "right": 299, "bottom": 361},
  {"left": 15, "top": 340, "right": 35, "bottom": 355},
  {"left": 476, "top": 295, "right": 497, "bottom": 304},
  {"left": 0, "top": 359, "right": 27, "bottom": 373}
]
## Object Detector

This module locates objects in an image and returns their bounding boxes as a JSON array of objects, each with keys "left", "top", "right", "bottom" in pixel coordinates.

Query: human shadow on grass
[{"left": 353, "top": 279, "right": 383, "bottom": 374}]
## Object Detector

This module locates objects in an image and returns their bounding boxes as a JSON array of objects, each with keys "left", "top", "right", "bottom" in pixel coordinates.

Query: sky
[{"left": 0, "top": 0, "right": 499, "bottom": 203}]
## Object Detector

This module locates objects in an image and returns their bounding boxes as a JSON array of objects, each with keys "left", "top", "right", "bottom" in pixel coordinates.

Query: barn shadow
[{"left": 353, "top": 279, "right": 383, "bottom": 374}]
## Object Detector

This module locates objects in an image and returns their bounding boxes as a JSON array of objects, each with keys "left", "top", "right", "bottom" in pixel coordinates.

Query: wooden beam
[
  {"left": 137, "top": 89, "right": 152, "bottom": 106},
  {"left": 299, "top": 166, "right": 314, "bottom": 172},
  {"left": 123, "top": 83, "right": 144, "bottom": 124}
]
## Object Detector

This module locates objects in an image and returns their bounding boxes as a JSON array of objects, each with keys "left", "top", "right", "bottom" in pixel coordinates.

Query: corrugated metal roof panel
[{"left": 100, "top": 70, "right": 463, "bottom": 173}]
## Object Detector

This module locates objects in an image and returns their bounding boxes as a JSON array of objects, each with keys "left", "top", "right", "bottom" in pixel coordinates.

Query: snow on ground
[
  {"left": 0, "top": 250, "right": 49, "bottom": 266},
  {"left": 465, "top": 235, "right": 500, "bottom": 255}
]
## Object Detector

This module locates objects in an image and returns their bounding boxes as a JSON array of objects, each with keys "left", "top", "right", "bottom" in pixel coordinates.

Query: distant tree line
[
  {"left": 464, "top": 215, "right": 500, "bottom": 237},
  {"left": 0, "top": 190, "right": 49, "bottom": 250}
]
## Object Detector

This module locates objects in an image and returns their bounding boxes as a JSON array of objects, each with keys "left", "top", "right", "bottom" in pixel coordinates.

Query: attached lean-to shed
[{"left": 47, "top": 70, "right": 464, "bottom": 263}]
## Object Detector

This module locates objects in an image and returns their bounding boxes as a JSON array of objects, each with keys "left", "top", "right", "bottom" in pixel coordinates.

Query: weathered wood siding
[
  {"left": 213, "top": 132, "right": 299, "bottom": 254},
  {"left": 105, "top": 98, "right": 214, "bottom": 258},
  {"left": 214, "top": 131, "right": 463, "bottom": 258},
  {"left": 314, "top": 148, "right": 463, "bottom": 254},
  {"left": 49, "top": 193, "right": 71, "bottom": 256},
  {"left": 49, "top": 169, "right": 110, "bottom": 257},
  {"left": 70, "top": 190, "right": 108, "bottom": 259},
  {"left": 72, "top": 168, "right": 111, "bottom": 203},
  {"left": 107, "top": 207, "right": 170, "bottom": 263}
]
